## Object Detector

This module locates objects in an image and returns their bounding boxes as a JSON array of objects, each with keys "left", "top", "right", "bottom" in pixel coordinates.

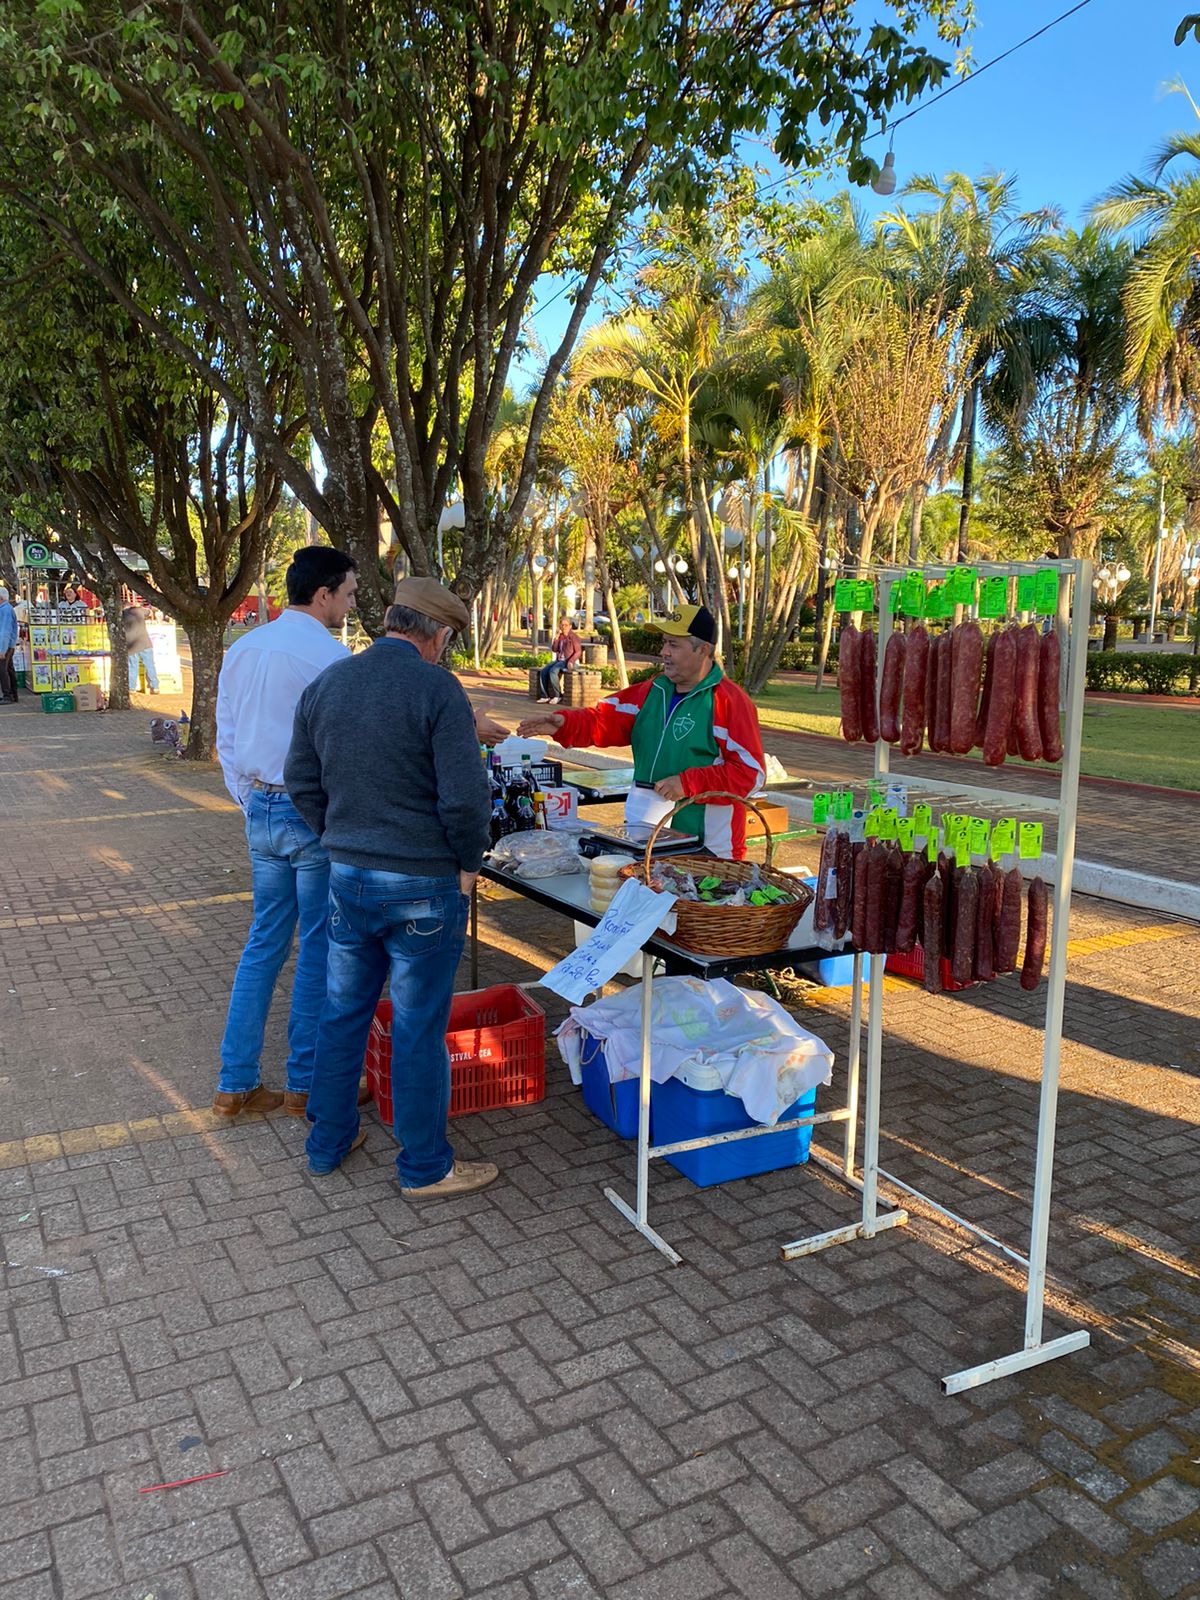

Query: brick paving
[{"left": 1, "top": 698, "right": 1199, "bottom": 1600}]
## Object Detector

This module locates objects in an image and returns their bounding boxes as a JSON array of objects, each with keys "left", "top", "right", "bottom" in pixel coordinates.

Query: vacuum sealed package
[{"left": 487, "top": 831, "right": 583, "bottom": 879}]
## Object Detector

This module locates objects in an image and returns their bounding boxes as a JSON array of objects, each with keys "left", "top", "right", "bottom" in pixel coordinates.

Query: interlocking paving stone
[{"left": 1, "top": 706, "right": 1199, "bottom": 1598}]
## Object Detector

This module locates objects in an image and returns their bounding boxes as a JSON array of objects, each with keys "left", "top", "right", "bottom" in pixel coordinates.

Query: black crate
[{"left": 490, "top": 756, "right": 563, "bottom": 788}]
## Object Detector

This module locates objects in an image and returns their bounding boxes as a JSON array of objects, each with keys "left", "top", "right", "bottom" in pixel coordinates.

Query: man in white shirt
[{"left": 212, "top": 547, "right": 358, "bottom": 1120}]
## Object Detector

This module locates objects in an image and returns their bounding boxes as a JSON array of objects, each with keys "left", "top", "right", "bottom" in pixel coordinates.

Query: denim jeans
[
  {"left": 128, "top": 647, "right": 159, "bottom": 691},
  {"left": 537, "top": 661, "right": 565, "bottom": 698},
  {"left": 305, "top": 864, "right": 468, "bottom": 1183},
  {"left": 218, "top": 791, "right": 330, "bottom": 1094}
]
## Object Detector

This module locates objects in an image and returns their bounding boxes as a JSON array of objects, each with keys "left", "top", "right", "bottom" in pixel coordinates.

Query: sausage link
[
  {"left": 926, "top": 630, "right": 942, "bottom": 750},
  {"left": 813, "top": 829, "right": 835, "bottom": 932},
  {"left": 922, "top": 870, "right": 945, "bottom": 993},
  {"left": 900, "top": 624, "right": 929, "bottom": 756},
  {"left": 833, "top": 832, "right": 853, "bottom": 941},
  {"left": 949, "top": 621, "right": 984, "bottom": 754},
  {"left": 859, "top": 627, "right": 880, "bottom": 745},
  {"left": 938, "top": 851, "right": 956, "bottom": 949},
  {"left": 982, "top": 626, "right": 1017, "bottom": 767},
  {"left": 952, "top": 867, "right": 979, "bottom": 987},
  {"left": 1014, "top": 624, "right": 1043, "bottom": 762},
  {"left": 974, "top": 630, "right": 998, "bottom": 750},
  {"left": 879, "top": 631, "right": 906, "bottom": 745},
  {"left": 1021, "top": 877, "right": 1049, "bottom": 990},
  {"left": 863, "top": 840, "right": 887, "bottom": 953},
  {"left": 996, "top": 867, "right": 1023, "bottom": 972},
  {"left": 882, "top": 845, "right": 904, "bottom": 953},
  {"left": 933, "top": 629, "right": 953, "bottom": 753},
  {"left": 975, "top": 862, "right": 996, "bottom": 982},
  {"left": 1038, "top": 629, "right": 1064, "bottom": 762},
  {"left": 895, "top": 851, "right": 925, "bottom": 954},
  {"left": 851, "top": 839, "right": 872, "bottom": 949},
  {"left": 839, "top": 623, "right": 863, "bottom": 742}
]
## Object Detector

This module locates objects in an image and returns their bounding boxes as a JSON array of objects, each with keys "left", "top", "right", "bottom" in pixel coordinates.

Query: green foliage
[
  {"left": 1084, "top": 651, "right": 1196, "bottom": 694},
  {"left": 1175, "top": 13, "right": 1200, "bottom": 46}
]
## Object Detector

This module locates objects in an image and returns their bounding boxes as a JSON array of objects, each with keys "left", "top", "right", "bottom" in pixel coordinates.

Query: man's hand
[
  {"left": 654, "top": 774, "right": 686, "bottom": 802},
  {"left": 474, "top": 708, "right": 510, "bottom": 744},
  {"left": 459, "top": 870, "right": 478, "bottom": 897},
  {"left": 517, "top": 712, "right": 565, "bottom": 738}
]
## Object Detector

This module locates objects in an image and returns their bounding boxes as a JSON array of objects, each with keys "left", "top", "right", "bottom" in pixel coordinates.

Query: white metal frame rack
[{"left": 780, "top": 557, "right": 1094, "bottom": 1393}]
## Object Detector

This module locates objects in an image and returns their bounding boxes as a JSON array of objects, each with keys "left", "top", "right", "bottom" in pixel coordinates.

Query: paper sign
[
  {"left": 1034, "top": 568, "right": 1060, "bottom": 615},
  {"left": 1019, "top": 821, "right": 1044, "bottom": 860},
  {"left": 542, "top": 788, "right": 578, "bottom": 829},
  {"left": 537, "top": 879, "right": 678, "bottom": 1003},
  {"left": 812, "top": 792, "right": 831, "bottom": 825},
  {"left": 979, "top": 576, "right": 1008, "bottom": 619},
  {"left": 945, "top": 565, "right": 978, "bottom": 605},
  {"left": 884, "top": 782, "right": 908, "bottom": 817},
  {"left": 1016, "top": 573, "right": 1037, "bottom": 613}
]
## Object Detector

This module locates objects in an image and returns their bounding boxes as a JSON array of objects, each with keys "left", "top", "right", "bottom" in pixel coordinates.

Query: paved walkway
[{"left": 0, "top": 700, "right": 1198, "bottom": 1599}]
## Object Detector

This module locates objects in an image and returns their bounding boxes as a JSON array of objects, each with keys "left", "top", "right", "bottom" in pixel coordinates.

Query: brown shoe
[
  {"left": 211, "top": 1085, "right": 285, "bottom": 1120},
  {"left": 308, "top": 1126, "right": 367, "bottom": 1176},
  {"left": 400, "top": 1159, "right": 499, "bottom": 1199},
  {"left": 284, "top": 1080, "right": 372, "bottom": 1117}
]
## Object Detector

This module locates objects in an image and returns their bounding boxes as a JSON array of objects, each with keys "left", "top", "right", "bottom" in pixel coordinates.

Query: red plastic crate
[
  {"left": 365, "top": 984, "right": 546, "bottom": 1124},
  {"left": 885, "top": 942, "right": 977, "bottom": 992}
]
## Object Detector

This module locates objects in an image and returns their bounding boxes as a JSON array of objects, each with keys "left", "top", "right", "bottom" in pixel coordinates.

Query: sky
[{"left": 519, "top": 0, "right": 1198, "bottom": 380}]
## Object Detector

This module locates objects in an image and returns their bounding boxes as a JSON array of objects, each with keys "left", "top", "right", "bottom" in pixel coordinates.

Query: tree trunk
[
  {"left": 183, "top": 616, "right": 225, "bottom": 762},
  {"left": 99, "top": 587, "right": 130, "bottom": 711},
  {"left": 595, "top": 537, "right": 628, "bottom": 689},
  {"left": 1102, "top": 613, "right": 1118, "bottom": 651},
  {"left": 909, "top": 482, "right": 926, "bottom": 563},
  {"left": 957, "top": 381, "right": 979, "bottom": 561}
]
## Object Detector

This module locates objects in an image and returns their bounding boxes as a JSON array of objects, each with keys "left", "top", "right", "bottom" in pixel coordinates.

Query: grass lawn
[{"left": 753, "top": 680, "right": 1200, "bottom": 792}]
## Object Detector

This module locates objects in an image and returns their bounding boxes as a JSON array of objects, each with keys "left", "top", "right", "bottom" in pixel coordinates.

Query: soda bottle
[{"left": 490, "top": 785, "right": 514, "bottom": 846}]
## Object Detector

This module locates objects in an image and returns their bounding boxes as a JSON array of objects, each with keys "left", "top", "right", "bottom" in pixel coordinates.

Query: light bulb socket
[{"left": 872, "top": 151, "right": 897, "bottom": 197}]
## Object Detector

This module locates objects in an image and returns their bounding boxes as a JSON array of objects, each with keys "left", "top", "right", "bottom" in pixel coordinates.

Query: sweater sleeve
[
  {"left": 678, "top": 680, "right": 766, "bottom": 801},
  {"left": 432, "top": 681, "right": 492, "bottom": 873},
  {"left": 554, "top": 677, "right": 653, "bottom": 749},
  {"left": 283, "top": 688, "right": 328, "bottom": 837}
]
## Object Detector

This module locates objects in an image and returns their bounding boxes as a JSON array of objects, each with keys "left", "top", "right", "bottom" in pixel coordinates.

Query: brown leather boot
[
  {"left": 211, "top": 1085, "right": 285, "bottom": 1120},
  {"left": 283, "top": 1081, "right": 372, "bottom": 1118}
]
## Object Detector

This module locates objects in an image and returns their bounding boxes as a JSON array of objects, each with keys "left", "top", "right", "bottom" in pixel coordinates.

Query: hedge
[{"left": 1085, "top": 650, "right": 1198, "bottom": 695}]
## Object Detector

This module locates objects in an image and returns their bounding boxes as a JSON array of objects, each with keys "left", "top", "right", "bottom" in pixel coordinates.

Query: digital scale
[{"left": 576, "top": 822, "right": 701, "bottom": 859}]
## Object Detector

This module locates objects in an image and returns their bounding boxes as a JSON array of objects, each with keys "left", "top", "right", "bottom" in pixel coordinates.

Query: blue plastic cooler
[{"left": 650, "top": 1061, "right": 818, "bottom": 1188}]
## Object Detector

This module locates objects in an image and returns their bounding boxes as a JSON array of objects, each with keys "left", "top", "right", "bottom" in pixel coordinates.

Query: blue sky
[{"left": 520, "top": 0, "right": 1197, "bottom": 379}]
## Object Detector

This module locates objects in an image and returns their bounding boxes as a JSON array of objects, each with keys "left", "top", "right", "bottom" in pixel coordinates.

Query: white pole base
[
  {"left": 942, "top": 1329, "right": 1090, "bottom": 1395},
  {"left": 603, "top": 1187, "right": 683, "bottom": 1266},
  {"left": 780, "top": 1207, "right": 908, "bottom": 1260}
]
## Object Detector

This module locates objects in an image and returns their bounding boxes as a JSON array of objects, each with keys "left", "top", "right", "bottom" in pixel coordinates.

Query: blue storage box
[
  {"left": 579, "top": 1033, "right": 642, "bottom": 1139},
  {"left": 650, "top": 1061, "right": 818, "bottom": 1187}
]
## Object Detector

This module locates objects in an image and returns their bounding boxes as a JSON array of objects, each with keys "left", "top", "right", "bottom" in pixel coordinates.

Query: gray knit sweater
[{"left": 285, "top": 638, "right": 491, "bottom": 878}]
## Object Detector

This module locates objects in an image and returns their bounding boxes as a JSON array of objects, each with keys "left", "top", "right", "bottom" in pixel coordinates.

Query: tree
[{"left": 0, "top": 0, "right": 970, "bottom": 631}]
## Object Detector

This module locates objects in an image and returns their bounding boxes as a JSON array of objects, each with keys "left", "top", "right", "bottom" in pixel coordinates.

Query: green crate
[{"left": 41, "top": 691, "right": 77, "bottom": 714}]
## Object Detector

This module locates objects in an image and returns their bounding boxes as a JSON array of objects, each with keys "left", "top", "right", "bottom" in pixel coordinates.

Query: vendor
[
  {"left": 536, "top": 615, "right": 582, "bottom": 704},
  {"left": 519, "top": 603, "right": 765, "bottom": 859}
]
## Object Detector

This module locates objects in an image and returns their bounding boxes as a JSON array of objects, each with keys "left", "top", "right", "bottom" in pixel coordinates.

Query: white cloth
[
  {"left": 556, "top": 976, "right": 834, "bottom": 1124},
  {"left": 216, "top": 609, "right": 349, "bottom": 808}
]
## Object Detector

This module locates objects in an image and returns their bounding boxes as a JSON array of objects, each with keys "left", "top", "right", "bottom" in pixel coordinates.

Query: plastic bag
[{"left": 487, "top": 831, "right": 582, "bottom": 878}]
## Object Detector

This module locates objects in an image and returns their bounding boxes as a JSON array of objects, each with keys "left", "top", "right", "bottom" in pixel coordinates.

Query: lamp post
[
  {"left": 1092, "top": 556, "right": 1131, "bottom": 650},
  {"left": 1148, "top": 476, "right": 1167, "bottom": 638}
]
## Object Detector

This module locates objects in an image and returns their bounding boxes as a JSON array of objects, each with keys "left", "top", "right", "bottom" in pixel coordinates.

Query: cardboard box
[
  {"left": 72, "top": 683, "right": 105, "bottom": 712},
  {"left": 744, "top": 801, "right": 790, "bottom": 840}
]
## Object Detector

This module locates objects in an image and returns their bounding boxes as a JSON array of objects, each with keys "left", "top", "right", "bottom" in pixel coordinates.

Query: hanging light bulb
[
  {"left": 872, "top": 149, "right": 897, "bottom": 197},
  {"left": 1116, "top": 563, "right": 1131, "bottom": 584}
]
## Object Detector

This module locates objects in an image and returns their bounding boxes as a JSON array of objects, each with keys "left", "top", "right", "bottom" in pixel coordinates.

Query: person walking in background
[
  {"left": 211, "top": 546, "right": 359, "bottom": 1121},
  {"left": 0, "top": 586, "right": 18, "bottom": 703},
  {"left": 285, "top": 576, "right": 496, "bottom": 1195},
  {"left": 123, "top": 602, "right": 160, "bottom": 693},
  {"left": 536, "top": 614, "right": 582, "bottom": 703}
]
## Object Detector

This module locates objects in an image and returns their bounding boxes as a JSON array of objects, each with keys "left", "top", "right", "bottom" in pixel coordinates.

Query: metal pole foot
[
  {"left": 780, "top": 1206, "right": 907, "bottom": 1260},
  {"left": 941, "top": 1329, "right": 1090, "bottom": 1394},
  {"left": 604, "top": 1187, "right": 682, "bottom": 1266}
]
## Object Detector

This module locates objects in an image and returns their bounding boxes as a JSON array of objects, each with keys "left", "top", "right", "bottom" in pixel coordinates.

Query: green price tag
[
  {"left": 888, "top": 581, "right": 903, "bottom": 614},
  {"left": 927, "top": 828, "right": 940, "bottom": 863},
  {"left": 923, "top": 583, "right": 948, "bottom": 620},
  {"left": 991, "top": 817, "right": 1017, "bottom": 859},
  {"left": 812, "top": 792, "right": 831, "bottom": 825},
  {"left": 900, "top": 570, "right": 926, "bottom": 617},
  {"left": 834, "top": 580, "right": 856, "bottom": 612},
  {"left": 864, "top": 809, "right": 881, "bottom": 839},
  {"left": 1016, "top": 573, "right": 1037, "bottom": 612},
  {"left": 955, "top": 837, "right": 971, "bottom": 869},
  {"left": 945, "top": 565, "right": 978, "bottom": 605},
  {"left": 879, "top": 807, "right": 899, "bottom": 841},
  {"left": 912, "top": 803, "right": 933, "bottom": 835},
  {"left": 897, "top": 817, "right": 916, "bottom": 851},
  {"left": 979, "top": 576, "right": 1008, "bottom": 619},
  {"left": 868, "top": 781, "right": 885, "bottom": 809},
  {"left": 1019, "top": 821, "right": 1044, "bottom": 860},
  {"left": 1034, "top": 568, "right": 1060, "bottom": 616},
  {"left": 834, "top": 789, "right": 854, "bottom": 821},
  {"left": 854, "top": 579, "right": 876, "bottom": 612},
  {"left": 969, "top": 817, "right": 990, "bottom": 856}
]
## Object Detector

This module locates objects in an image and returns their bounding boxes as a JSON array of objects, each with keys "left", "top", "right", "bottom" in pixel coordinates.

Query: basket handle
[{"left": 643, "top": 789, "right": 775, "bottom": 875}]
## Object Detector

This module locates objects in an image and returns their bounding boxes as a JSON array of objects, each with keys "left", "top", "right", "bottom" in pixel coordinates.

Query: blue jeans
[
  {"left": 218, "top": 792, "right": 330, "bottom": 1094},
  {"left": 538, "top": 661, "right": 565, "bottom": 698},
  {"left": 305, "top": 865, "right": 468, "bottom": 1183},
  {"left": 129, "top": 647, "right": 159, "bottom": 691}
]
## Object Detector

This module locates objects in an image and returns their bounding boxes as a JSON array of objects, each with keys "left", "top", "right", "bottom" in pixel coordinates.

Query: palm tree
[{"left": 1093, "top": 131, "right": 1200, "bottom": 434}]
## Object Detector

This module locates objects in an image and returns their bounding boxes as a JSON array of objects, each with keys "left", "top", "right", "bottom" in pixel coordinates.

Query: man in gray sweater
[{"left": 285, "top": 576, "right": 496, "bottom": 1196}]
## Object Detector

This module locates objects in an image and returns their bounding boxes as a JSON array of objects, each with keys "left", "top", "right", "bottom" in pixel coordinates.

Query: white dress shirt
[{"left": 216, "top": 609, "right": 350, "bottom": 808}]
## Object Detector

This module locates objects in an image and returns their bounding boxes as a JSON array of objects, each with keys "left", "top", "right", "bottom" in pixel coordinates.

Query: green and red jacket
[{"left": 554, "top": 662, "right": 766, "bottom": 858}]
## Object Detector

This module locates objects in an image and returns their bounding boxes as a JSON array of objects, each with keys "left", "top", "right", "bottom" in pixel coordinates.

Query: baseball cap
[
  {"left": 391, "top": 575, "right": 470, "bottom": 632},
  {"left": 646, "top": 604, "right": 717, "bottom": 644}
]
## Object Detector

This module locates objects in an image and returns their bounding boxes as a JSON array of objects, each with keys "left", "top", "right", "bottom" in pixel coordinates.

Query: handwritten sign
[{"left": 536, "top": 879, "right": 678, "bottom": 1003}]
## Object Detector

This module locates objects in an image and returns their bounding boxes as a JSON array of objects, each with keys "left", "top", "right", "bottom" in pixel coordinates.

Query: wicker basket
[{"left": 620, "top": 791, "right": 813, "bottom": 957}]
